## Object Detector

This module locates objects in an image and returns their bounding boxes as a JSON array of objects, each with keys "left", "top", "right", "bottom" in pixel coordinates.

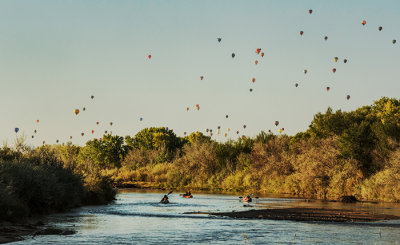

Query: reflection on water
[{"left": 11, "top": 190, "right": 400, "bottom": 244}]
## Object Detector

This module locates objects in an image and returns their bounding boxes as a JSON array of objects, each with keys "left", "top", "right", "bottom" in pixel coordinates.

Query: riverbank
[
  {"left": 0, "top": 219, "right": 75, "bottom": 244},
  {"left": 209, "top": 207, "right": 400, "bottom": 222}
]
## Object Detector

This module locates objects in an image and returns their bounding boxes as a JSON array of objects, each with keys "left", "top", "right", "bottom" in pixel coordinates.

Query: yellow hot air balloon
[
  {"left": 228, "top": 128, "right": 230, "bottom": 132},
  {"left": 74, "top": 109, "right": 80, "bottom": 115},
  {"left": 334, "top": 57, "right": 338, "bottom": 62}
]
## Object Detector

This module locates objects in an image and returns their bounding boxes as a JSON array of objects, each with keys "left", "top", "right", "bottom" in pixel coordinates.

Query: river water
[{"left": 12, "top": 190, "right": 400, "bottom": 244}]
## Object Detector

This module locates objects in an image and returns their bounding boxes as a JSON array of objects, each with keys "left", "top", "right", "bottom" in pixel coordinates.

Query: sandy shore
[{"left": 210, "top": 207, "right": 400, "bottom": 222}]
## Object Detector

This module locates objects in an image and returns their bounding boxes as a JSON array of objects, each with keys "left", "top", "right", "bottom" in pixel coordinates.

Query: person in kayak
[
  {"left": 243, "top": 195, "right": 252, "bottom": 202},
  {"left": 161, "top": 195, "right": 169, "bottom": 204}
]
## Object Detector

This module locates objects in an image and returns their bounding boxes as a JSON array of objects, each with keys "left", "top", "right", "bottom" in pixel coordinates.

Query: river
[{"left": 11, "top": 190, "right": 400, "bottom": 244}]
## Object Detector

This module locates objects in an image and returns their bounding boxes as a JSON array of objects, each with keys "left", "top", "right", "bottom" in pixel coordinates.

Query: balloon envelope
[
  {"left": 74, "top": 109, "right": 80, "bottom": 115},
  {"left": 14, "top": 128, "right": 19, "bottom": 133}
]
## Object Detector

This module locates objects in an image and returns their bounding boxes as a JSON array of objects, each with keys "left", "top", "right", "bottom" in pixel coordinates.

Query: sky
[{"left": 0, "top": 0, "right": 399, "bottom": 146}]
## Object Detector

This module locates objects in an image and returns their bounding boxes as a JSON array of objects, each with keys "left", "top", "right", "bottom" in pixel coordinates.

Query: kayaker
[
  {"left": 161, "top": 195, "right": 169, "bottom": 203},
  {"left": 243, "top": 195, "right": 252, "bottom": 202}
]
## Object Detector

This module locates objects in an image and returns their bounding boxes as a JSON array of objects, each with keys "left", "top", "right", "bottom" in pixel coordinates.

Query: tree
[
  {"left": 125, "top": 127, "right": 183, "bottom": 152},
  {"left": 78, "top": 134, "right": 128, "bottom": 169}
]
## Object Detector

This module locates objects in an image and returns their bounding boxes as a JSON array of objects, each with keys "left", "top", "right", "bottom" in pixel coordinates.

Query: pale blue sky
[{"left": 1, "top": 0, "right": 399, "bottom": 146}]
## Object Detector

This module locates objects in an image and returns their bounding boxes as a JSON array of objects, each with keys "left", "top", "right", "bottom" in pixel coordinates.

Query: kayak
[
  {"left": 182, "top": 195, "right": 193, "bottom": 198},
  {"left": 243, "top": 197, "right": 252, "bottom": 203},
  {"left": 160, "top": 199, "right": 169, "bottom": 204}
]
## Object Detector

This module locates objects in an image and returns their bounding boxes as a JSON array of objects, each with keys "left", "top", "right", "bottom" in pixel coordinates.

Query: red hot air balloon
[
  {"left": 332, "top": 68, "right": 336, "bottom": 73},
  {"left": 184, "top": 132, "right": 187, "bottom": 135},
  {"left": 309, "top": 9, "right": 312, "bottom": 14},
  {"left": 361, "top": 20, "right": 366, "bottom": 26},
  {"left": 255, "top": 48, "right": 261, "bottom": 54},
  {"left": 200, "top": 76, "right": 204, "bottom": 80},
  {"left": 300, "top": 31, "right": 304, "bottom": 36},
  {"left": 255, "top": 60, "right": 258, "bottom": 65},
  {"left": 36, "top": 120, "right": 39, "bottom": 123},
  {"left": 260, "top": 52, "right": 264, "bottom": 57},
  {"left": 148, "top": 54, "right": 152, "bottom": 59},
  {"left": 275, "top": 121, "right": 279, "bottom": 126},
  {"left": 91, "top": 130, "right": 94, "bottom": 134},
  {"left": 326, "top": 87, "right": 330, "bottom": 91},
  {"left": 96, "top": 121, "right": 99, "bottom": 125}
]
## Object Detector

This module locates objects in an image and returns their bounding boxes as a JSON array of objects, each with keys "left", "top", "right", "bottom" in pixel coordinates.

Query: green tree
[{"left": 78, "top": 134, "right": 128, "bottom": 169}]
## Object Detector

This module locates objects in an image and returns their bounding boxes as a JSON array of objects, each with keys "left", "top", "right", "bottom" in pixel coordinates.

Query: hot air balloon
[
  {"left": 236, "top": 131, "right": 239, "bottom": 134},
  {"left": 228, "top": 128, "right": 230, "bottom": 132},
  {"left": 34, "top": 129, "right": 37, "bottom": 134},
  {"left": 255, "top": 48, "right": 261, "bottom": 54},
  {"left": 42, "top": 140, "right": 45, "bottom": 145},
  {"left": 36, "top": 120, "right": 39, "bottom": 123},
  {"left": 304, "top": 69, "right": 307, "bottom": 74},
  {"left": 14, "top": 128, "right": 19, "bottom": 133},
  {"left": 243, "top": 125, "right": 246, "bottom": 129},
  {"left": 91, "top": 95, "right": 94, "bottom": 99},
  {"left": 275, "top": 121, "right": 279, "bottom": 126},
  {"left": 196, "top": 104, "right": 200, "bottom": 110},
  {"left": 309, "top": 9, "right": 312, "bottom": 14},
  {"left": 361, "top": 20, "right": 366, "bottom": 26},
  {"left": 110, "top": 122, "right": 113, "bottom": 126},
  {"left": 206, "top": 129, "right": 209, "bottom": 132},
  {"left": 140, "top": 117, "right": 143, "bottom": 121},
  {"left": 31, "top": 135, "right": 34, "bottom": 138},
  {"left": 334, "top": 57, "right": 338, "bottom": 62},
  {"left": 324, "top": 36, "right": 328, "bottom": 41},
  {"left": 210, "top": 133, "right": 213, "bottom": 137},
  {"left": 393, "top": 40, "right": 397, "bottom": 44},
  {"left": 186, "top": 107, "right": 189, "bottom": 112},
  {"left": 91, "top": 130, "right": 94, "bottom": 134},
  {"left": 255, "top": 60, "right": 258, "bottom": 65},
  {"left": 200, "top": 76, "right": 204, "bottom": 80},
  {"left": 217, "top": 38, "right": 222, "bottom": 42},
  {"left": 378, "top": 26, "right": 383, "bottom": 31},
  {"left": 56, "top": 140, "right": 59, "bottom": 143},
  {"left": 96, "top": 121, "right": 99, "bottom": 125},
  {"left": 70, "top": 136, "right": 72, "bottom": 139},
  {"left": 232, "top": 53, "right": 235, "bottom": 58},
  {"left": 252, "top": 78, "right": 256, "bottom": 83},
  {"left": 218, "top": 126, "right": 221, "bottom": 129},
  {"left": 148, "top": 54, "right": 152, "bottom": 59},
  {"left": 249, "top": 88, "right": 253, "bottom": 92},
  {"left": 260, "top": 52, "right": 264, "bottom": 57},
  {"left": 74, "top": 109, "right": 80, "bottom": 115},
  {"left": 279, "top": 128, "right": 284, "bottom": 134},
  {"left": 81, "top": 133, "right": 84, "bottom": 136},
  {"left": 83, "top": 107, "right": 86, "bottom": 111},
  {"left": 210, "top": 129, "right": 213, "bottom": 133},
  {"left": 300, "top": 31, "right": 304, "bottom": 36},
  {"left": 347, "top": 95, "right": 351, "bottom": 100},
  {"left": 224, "top": 133, "right": 227, "bottom": 137},
  {"left": 226, "top": 115, "right": 229, "bottom": 118},
  {"left": 295, "top": 83, "right": 299, "bottom": 87},
  {"left": 326, "top": 87, "right": 330, "bottom": 91},
  {"left": 184, "top": 132, "right": 187, "bottom": 135},
  {"left": 344, "top": 59, "right": 348, "bottom": 63},
  {"left": 332, "top": 68, "right": 336, "bottom": 73},
  {"left": 105, "top": 130, "right": 108, "bottom": 134}
]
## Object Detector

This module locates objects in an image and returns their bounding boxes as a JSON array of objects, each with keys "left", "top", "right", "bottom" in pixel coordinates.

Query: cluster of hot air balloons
[{"left": 12, "top": 6, "right": 399, "bottom": 146}]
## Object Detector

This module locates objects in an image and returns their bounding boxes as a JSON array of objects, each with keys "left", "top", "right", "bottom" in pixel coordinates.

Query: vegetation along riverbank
[{"left": 2, "top": 97, "right": 400, "bottom": 224}]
